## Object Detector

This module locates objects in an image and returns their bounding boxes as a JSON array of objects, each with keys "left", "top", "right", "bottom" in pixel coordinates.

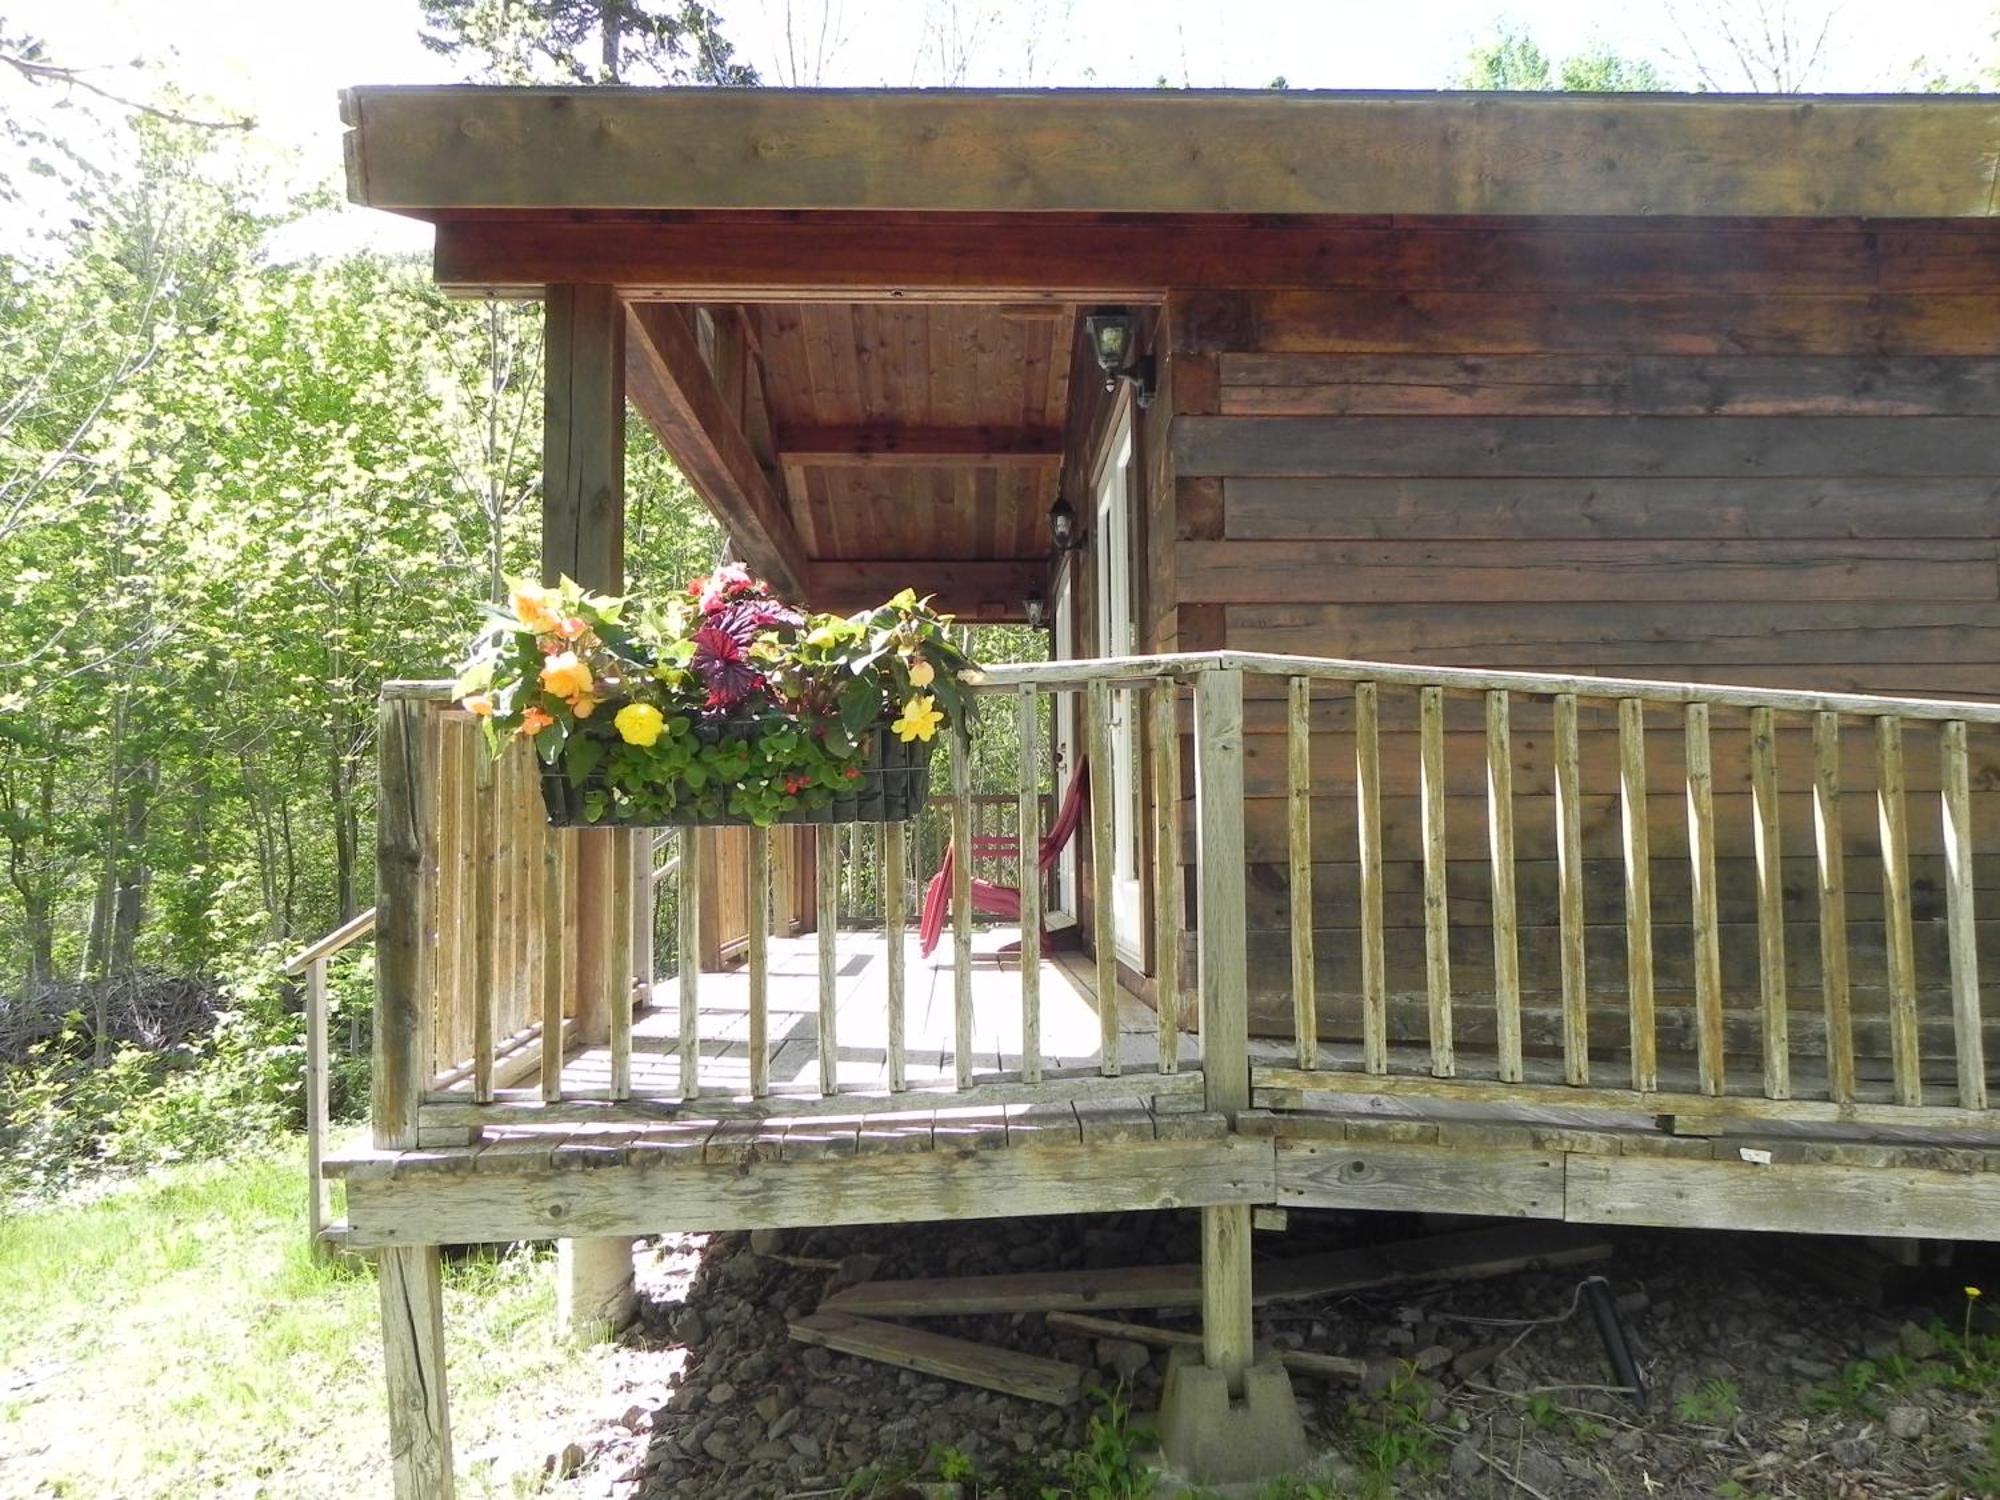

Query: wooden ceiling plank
[
  {"left": 777, "top": 423, "right": 1063, "bottom": 467},
  {"left": 625, "top": 303, "right": 808, "bottom": 595},
  {"left": 809, "top": 558, "right": 1051, "bottom": 624}
]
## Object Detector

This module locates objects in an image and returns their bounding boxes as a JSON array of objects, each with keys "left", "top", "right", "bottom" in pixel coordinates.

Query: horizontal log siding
[{"left": 1158, "top": 225, "right": 2000, "bottom": 1049}]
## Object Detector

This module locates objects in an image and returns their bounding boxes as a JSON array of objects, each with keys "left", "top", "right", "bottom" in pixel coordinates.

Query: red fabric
[{"left": 918, "top": 762, "right": 1089, "bottom": 958}]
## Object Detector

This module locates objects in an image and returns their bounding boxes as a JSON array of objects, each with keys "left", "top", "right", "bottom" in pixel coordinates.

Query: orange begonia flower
[{"left": 520, "top": 705, "right": 555, "bottom": 737}]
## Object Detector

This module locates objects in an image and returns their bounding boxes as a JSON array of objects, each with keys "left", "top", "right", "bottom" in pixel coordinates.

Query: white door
[
  {"left": 1048, "top": 566, "right": 1079, "bottom": 922},
  {"left": 1093, "top": 401, "right": 1145, "bottom": 964}
]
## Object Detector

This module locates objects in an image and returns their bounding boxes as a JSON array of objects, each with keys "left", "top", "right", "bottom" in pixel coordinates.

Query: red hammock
[{"left": 917, "top": 761, "right": 1089, "bottom": 959}]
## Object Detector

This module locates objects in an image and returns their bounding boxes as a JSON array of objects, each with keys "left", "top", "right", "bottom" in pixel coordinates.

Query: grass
[{"left": 0, "top": 1140, "right": 622, "bottom": 1498}]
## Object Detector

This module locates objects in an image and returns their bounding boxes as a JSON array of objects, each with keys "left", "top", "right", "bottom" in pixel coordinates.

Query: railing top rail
[
  {"left": 282, "top": 907, "right": 379, "bottom": 976},
  {"left": 390, "top": 654, "right": 2000, "bottom": 724},
  {"left": 963, "top": 650, "right": 2000, "bottom": 724}
]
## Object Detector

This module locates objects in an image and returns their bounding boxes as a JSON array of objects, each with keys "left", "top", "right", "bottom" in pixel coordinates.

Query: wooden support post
[
  {"left": 1089, "top": 679, "right": 1119, "bottom": 1075},
  {"left": 1018, "top": 685, "right": 1042, "bottom": 1083},
  {"left": 818, "top": 828, "right": 839, "bottom": 1095},
  {"left": 1151, "top": 681, "right": 1182, "bottom": 1075},
  {"left": 1286, "top": 677, "right": 1316, "bottom": 1071},
  {"left": 1192, "top": 665, "right": 1254, "bottom": 1396},
  {"left": 951, "top": 726, "right": 975, "bottom": 1090},
  {"left": 1617, "top": 698, "right": 1656, "bottom": 1093},
  {"left": 1685, "top": 703, "right": 1724, "bottom": 1097},
  {"left": 1811, "top": 713, "right": 1855, "bottom": 1104},
  {"left": 679, "top": 828, "right": 701, "bottom": 1099},
  {"left": 1749, "top": 705, "right": 1790, "bottom": 1100},
  {"left": 883, "top": 819, "right": 907, "bottom": 1091},
  {"left": 1876, "top": 715, "right": 1922, "bottom": 1106},
  {"left": 1486, "top": 690, "right": 1522, "bottom": 1084},
  {"left": 749, "top": 827, "right": 771, "bottom": 1098},
  {"left": 1940, "top": 721, "right": 1987, "bottom": 1110},
  {"left": 1354, "top": 681, "right": 1387, "bottom": 1076},
  {"left": 305, "top": 956, "right": 331, "bottom": 1252},
  {"left": 542, "top": 283, "right": 632, "bottom": 1341},
  {"left": 1553, "top": 692, "right": 1587, "bottom": 1085},
  {"left": 608, "top": 828, "right": 634, "bottom": 1101},
  {"left": 629, "top": 828, "right": 654, "bottom": 1011},
  {"left": 374, "top": 690, "right": 453, "bottom": 1498},
  {"left": 378, "top": 1245, "right": 454, "bottom": 1499},
  {"left": 1419, "top": 685, "right": 1453, "bottom": 1078},
  {"left": 557, "top": 1236, "right": 637, "bottom": 1344}
]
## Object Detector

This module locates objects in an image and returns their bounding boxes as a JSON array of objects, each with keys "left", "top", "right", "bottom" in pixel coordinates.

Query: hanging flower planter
[{"left": 452, "top": 566, "right": 973, "bottom": 828}]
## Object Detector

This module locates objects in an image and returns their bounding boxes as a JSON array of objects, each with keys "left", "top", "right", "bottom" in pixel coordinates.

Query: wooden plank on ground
[
  {"left": 790, "top": 1311, "right": 1085, "bottom": 1405},
  {"left": 1044, "top": 1311, "right": 1365, "bottom": 1382}
]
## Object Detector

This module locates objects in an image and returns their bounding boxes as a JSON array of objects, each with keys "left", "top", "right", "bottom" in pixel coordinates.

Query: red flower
[{"left": 842, "top": 765, "right": 861, "bottom": 780}]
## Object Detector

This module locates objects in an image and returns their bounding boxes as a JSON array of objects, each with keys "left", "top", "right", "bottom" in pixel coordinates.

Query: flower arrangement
[{"left": 453, "top": 565, "right": 975, "bottom": 827}]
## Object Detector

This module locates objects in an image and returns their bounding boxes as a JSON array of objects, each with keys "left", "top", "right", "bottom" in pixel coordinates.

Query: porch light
[
  {"left": 1024, "top": 591, "right": 1046, "bottom": 629},
  {"left": 1048, "top": 496, "right": 1086, "bottom": 553},
  {"left": 1084, "top": 309, "right": 1156, "bottom": 408}
]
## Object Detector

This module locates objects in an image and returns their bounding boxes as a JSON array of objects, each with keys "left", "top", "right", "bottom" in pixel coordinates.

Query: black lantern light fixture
[
  {"left": 1023, "top": 590, "right": 1047, "bottom": 629},
  {"left": 1048, "top": 495, "right": 1086, "bottom": 554},
  {"left": 1083, "top": 308, "right": 1155, "bottom": 408}
]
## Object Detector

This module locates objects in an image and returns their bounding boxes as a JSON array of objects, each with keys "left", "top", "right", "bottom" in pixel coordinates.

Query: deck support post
[
  {"left": 1160, "top": 666, "right": 1307, "bottom": 1486},
  {"left": 374, "top": 691, "right": 455, "bottom": 1497},
  {"left": 543, "top": 283, "right": 636, "bottom": 1341}
]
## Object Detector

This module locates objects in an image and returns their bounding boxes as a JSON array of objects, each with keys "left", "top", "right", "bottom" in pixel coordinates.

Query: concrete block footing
[{"left": 1155, "top": 1347, "right": 1309, "bottom": 1487}]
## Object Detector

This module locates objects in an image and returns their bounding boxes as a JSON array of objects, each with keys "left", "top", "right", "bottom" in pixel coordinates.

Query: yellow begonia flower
[
  {"left": 907, "top": 657, "right": 936, "bottom": 687},
  {"left": 511, "top": 585, "right": 560, "bottom": 634},
  {"left": 615, "top": 702, "right": 666, "bottom": 747},
  {"left": 540, "top": 651, "right": 594, "bottom": 701},
  {"left": 891, "top": 694, "right": 945, "bottom": 744}
]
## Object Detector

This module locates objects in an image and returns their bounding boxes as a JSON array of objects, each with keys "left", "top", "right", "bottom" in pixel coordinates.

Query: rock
[
  {"left": 1788, "top": 1357, "right": 1838, "bottom": 1380},
  {"left": 1384, "top": 1326, "right": 1416, "bottom": 1349},
  {"left": 1452, "top": 1345, "right": 1502, "bottom": 1381},
  {"left": 1886, "top": 1405, "right": 1931, "bottom": 1441},
  {"left": 789, "top": 1431, "right": 822, "bottom": 1463},
  {"left": 618, "top": 1404, "right": 651, "bottom": 1433},
  {"left": 749, "top": 1228, "right": 789, "bottom": 1256},
  {"left": 1517, "top": 1449, "right": 1567, "bottom": 1495},
  {"left": 700, "top": 1430, "right": 736, "bottom": 1463},
  {"left": 753, "top": 1393, "right": 785, "bottom": 1425},
  {"left": 1612, "top": 1428, "right": 1645, "bottom": 1455},
  {"left": 1413, "top": 1344, "right": 1453, "bottom": 1374},
  {"left": 706, "top": 1382, "right": 737, "bottom": 1406},
  {"left": 747, "top": 1441, "right": 791, "bottom": 1463},
  {"left": 1094, "top": 1338, "right": 1152, "bottom": 1384},
  {"left": 1361, "top": 1356, "right": 1401, "bottom": 1395},
  {"left": 768, "top": 1407, "right": 801, "bottom": 1442},
  {"left": 831, "top": 1252, "right": 884, "bottom": 1290},
  {"left": 547, "top": 1441, "right": 587, "bottom": 1480},
  {"left": 1897, "top": 1322, "right": 1939, "bottom": 1362},
  {"left": 1449, "top": 1436, "right": 1485, "bottom": 1482},
  {"left": 674, "top": 1309, "right": 707, "bottom": 1345}
]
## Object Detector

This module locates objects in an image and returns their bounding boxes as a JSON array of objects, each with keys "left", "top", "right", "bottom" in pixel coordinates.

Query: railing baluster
[
  {"left": 884, "top": 819, "right": 907, "bottom": 1091},
  {"left": 1875, "top": 715, "right": 1922, "bottom": 1106},
  {"left": 1686, "top": 702, "right": 1724, "bottom": 1096},
  {"left": 305, "top": 954, "right": 330, "bottom": 1250},
  {"left": 1355, "top": 681, "right": 1387, "bottom": 1075},
  {"left": 748, "top": 827, "right": 770, "bottom": 1097},
  {"left": 1089, "top": 679, "right": 1120, "bottom": 1075},
  {"left": 1486, "top": 690, "right": 1522, "bottom": 1083},
  {"left": 1553, "top": 692, "right": 1588, "bottom": 1086},
  {"left": 1018, "top": 685, "right": 1042, "bottom": 1084},
  {"left": 1940, "top": 720, "right": 1987, "bottom": 1110},
  {"left": 629, "top": 827, "right": 653, "bottom": 1013},
  {"left": 1749, "top": 706, "right": 1790, "bottom": 1100},
  {"left": 1151, "top": 681, "right": 1182, "bottom": 1075},
  {"left": 608, "top": 829, "right": 633, "bottom": 1102},
  {"left": 1287, "top": 676, "right": 1317, "bottom": 1071},
  {"left": 1811, "top": 713, "right": 1855, "bottom": 1104},
  {"left": 952, "top": 725, "right": 975, "bottom": 1090},
  {"left": 433, "top": 717, "right": 467, "bottom": 1079},
  {"left": 1419, "top": 685, "right": 1453, "bottom": 1078},
  {"left": 520, "top": 761, "right": 547, "bottom": 1070},
  {"left": 541, "top": 827, "right": 566, "bottom": 1102},
  {"left": 493, "top": 748, "right": 522, "bottom": 1051},
  {"left": 816, "top": 828, "right": 839, "bottom": 1095},
  {"left": 472, "top": 747, "right": 497, "bottom": 1103},
  {"left": 1617, "top": 698, "right": 1657, "bottom": 1092},
  {"left": 679, "top": 825, "right": 701, "bottom": 1099}
]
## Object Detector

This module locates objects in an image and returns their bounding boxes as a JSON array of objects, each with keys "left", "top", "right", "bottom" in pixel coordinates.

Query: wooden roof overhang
[{"left": 341, "top": 88, "right": 2000, "bottom": 621}]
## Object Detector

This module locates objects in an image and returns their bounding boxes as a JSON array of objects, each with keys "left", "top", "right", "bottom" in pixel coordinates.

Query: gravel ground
[{"left": 538, "top": 1212, "right": 2000, "bottom": 1500}]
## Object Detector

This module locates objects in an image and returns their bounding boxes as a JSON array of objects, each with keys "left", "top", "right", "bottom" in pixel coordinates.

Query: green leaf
[{"left": 838, "top": 675, "right": 881, "bottom": 738}]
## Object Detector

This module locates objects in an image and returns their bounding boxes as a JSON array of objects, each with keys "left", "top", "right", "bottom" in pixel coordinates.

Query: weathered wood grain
[
  {"left": 1485, "top": 691, "right": 1522, "bottom": 1084},
  {"left": 790, "top": 1311, "right": 1085, "bottom": 1405},
  {"left": 377, "top": 1245, "right": 454, "bottom": 1500},
  {"left": 1941, "top": 720, "right": 1988, "bottom": 1110},
  {"left": 1565, "top": 1155, "right": 2000, "bottom": 1239},
  {"left": 1877, "top": 715, "right": 1923, "bottom": 1106}
]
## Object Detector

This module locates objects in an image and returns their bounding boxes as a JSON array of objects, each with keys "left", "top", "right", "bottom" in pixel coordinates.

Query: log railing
[
  {"left": 281, "top": 904, "right": 377, "bottom": 1250},
  {"left": 372, "top": 652, "right": 1998, "bottom": 1152}
]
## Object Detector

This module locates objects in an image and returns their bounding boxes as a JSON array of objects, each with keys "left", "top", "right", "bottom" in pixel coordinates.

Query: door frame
[{"left": 1091, "top": 393, "right": 1145, "bottom": 967}]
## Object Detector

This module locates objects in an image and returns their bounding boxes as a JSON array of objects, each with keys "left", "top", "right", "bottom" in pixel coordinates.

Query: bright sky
[{"left": 6, "top": 0, "right": 1996, "bottom": 256}]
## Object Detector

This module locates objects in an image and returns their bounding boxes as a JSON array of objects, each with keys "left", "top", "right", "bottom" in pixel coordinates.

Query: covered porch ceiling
[{"left": 342, "top": 87, "right": 2000, "bottom": 622}]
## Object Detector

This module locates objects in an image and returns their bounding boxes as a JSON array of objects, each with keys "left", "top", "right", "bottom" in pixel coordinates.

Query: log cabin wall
[{"left": 1156, "top": 219, "right": 2000, "bottom": 1044}]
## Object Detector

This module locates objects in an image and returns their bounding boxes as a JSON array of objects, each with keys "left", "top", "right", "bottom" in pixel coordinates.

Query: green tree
[
  {"left": 418, "top": 0, "right": 758, "bottom": 84},
  {"left": 1457, "top": 25, "right": 1670, "bottom": 91}
]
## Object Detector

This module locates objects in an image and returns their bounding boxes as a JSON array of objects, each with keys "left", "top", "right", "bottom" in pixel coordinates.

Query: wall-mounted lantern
[
  {"left": 1084, "top": 308, "right": 1156, "bottom": 408},
  {"left": 1048, "top": 496, "right": 1086, "bottom": 554}
]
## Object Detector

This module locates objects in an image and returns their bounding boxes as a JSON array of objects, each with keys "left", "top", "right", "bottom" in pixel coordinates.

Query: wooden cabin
[{"left": 325, "top": 88, "right": 2000, "bottom": 1496}]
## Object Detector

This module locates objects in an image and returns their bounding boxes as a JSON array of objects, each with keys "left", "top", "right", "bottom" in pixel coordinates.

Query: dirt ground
[{"left": 536, "top": 1211, "right": 2000, "bottom": 1500}]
